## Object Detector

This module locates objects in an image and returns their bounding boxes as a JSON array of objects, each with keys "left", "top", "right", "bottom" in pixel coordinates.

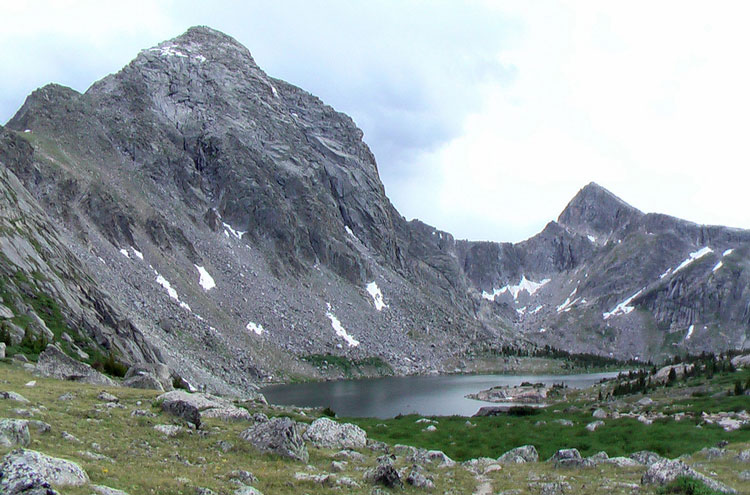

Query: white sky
[{"left": 1, "top": 1, "right": 749, "bottom": 242}]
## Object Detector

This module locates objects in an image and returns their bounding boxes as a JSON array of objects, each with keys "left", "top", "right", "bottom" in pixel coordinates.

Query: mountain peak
[{"left": 557, "top": 182, "right": 642, "bottom": 236}]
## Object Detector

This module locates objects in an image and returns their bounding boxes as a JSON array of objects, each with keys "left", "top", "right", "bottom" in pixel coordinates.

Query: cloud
[{"left": 2, "top": 2, "right": 750, "bottom": 243}]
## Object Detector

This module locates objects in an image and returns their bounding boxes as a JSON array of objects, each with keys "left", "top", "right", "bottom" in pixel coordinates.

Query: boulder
[
  {"left": 653, "top": 364, "right": 693, "bottom": 384},
  {"left": 239, "top": 417, "right": 308, "bottom": 462},
  {"left": 303, "top": 417, "right": 367, "bottom": 449},
  {"left": 592, "top": 408, "right": 607, "bottom": 419},
  {"left": 364, "top": 455, "right": 402, "bottom": 488},
  {"left": 92, "top": 485, "right": 130, "bottom": 495},
  {"left": 157, "top": 390, "right": 251, "bottom": 427},
  {"left": 605, "top": 456, "right": 642, "bottom": 468},
  {"left": 405, "top": 448, "right": 455, "bottom": 468},
  {"left": 497, "top": 445, "right": 539, "bottom": 464},
  {"left": 730, "top": 354, "right": 750, "bottom": 368},
  {"left": 154, "top": 424, "right": 183, "bottom": 437},
  {"left": 406, "top": 465, "right": 434, "bottom": 489},
  {"left": 0, "top": 419, "right": 30, "bottom": 447},
  {"left": 0, "top": 448, "right": 89, "bottom": 494},
  {"left": 123, "top": 373, "right": 164, "bottom": 391},
  {"left": 124, "top": 363, "right": 173, "bottom": 391},
  {"left": 586, "top": 420, "right": 604, "bottom": 432},
  {"left": 35, "top": 344, "right": 115, "bottom": 386},
  {"left": 642, "top": 459, "right": 736, "bottom": 494},
  {"left": 0, "top": 391, "right": 29, "bottom": 403},
  {"left": 0, "top": 342, "right": 5, "bottom": 359},
  {"left": 97, "top": 391, "right": 119, "bottom": 403},
  {"left": 549, "top": 448, "right": 585, "bottom": 468},
  {"left": 629, "top": 450, "right": 666, "bottom": 466}
]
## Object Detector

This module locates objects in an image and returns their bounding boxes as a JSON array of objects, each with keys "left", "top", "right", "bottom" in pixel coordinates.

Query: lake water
[{"left": 262, "top": 372, "right": 620, "bottom": 418}]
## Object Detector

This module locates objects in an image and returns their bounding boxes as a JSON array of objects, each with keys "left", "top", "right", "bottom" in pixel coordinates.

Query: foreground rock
[
  {"left": 239, "top": 417, "right": 308, "bottom": 462},
  {"left": 157, "top": 390, "right": 251, "bottom": 427},
  {"left": 35, "top": 345, "right": 115, "bottom": 386},
  {"left": 303, "top": 417, "right": 367, "bottom": 449},
  {"left": 364, "top": 455, "right": 402, "bottom": 488},
  {"left": 642, "top": 459, "right": 737, "bottom": 494},
  {"left": 0, "top": 419, "right": 30, "bottom": 447},
  {"left": 0, "top": 448, "right": 89, "bottom": 494},
  {"left": 123, "top": 363, "right": 174, "bottom": 392},
  {"left": 497, "top": 445, "right": 539, "bottom": 464},
  {"left": 549, "top": 448, "right": 586, "bottom": 468}
]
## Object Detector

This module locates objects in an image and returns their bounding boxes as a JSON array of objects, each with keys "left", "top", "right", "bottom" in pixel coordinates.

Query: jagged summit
[{"left": 557, "top": 182, "right": 642, "bottom": 237}]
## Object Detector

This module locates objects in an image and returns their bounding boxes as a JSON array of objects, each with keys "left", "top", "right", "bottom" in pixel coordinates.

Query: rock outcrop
[
  {"left": 303, "top": 417, "right": 367, "bottom": 450},
  {"left": 239, "top": 417, "right": 308, "bottom": 462}
]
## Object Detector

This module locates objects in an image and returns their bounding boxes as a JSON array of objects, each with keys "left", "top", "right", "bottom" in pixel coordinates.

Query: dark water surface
[{"left": 262, "top": 372, "right": 620, "bottom": 418}]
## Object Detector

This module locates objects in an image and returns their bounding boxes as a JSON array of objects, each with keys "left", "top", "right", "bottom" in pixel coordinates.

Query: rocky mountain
[{"left": 0, "top": 26, "right": 747, "bottom": 392}]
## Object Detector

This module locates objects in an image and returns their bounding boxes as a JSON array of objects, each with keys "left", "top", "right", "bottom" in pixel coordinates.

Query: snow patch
[
  {"left": 556, "top": 297, "right": 580, "bottom": 313},
  {"left": 712, "top": 261, "right": 723, "bottom": 273},
  {"left": 481, "top": 276, "right": 550, "bottom": 301},
  {"left": 587, "top": 235, "right": 597, "bottom": 243},
  {"left": 24, "top": 129, "right": 31, "bottom": 133},
  {"left": 673, "top": 247, "right": 713, "bottom": 274},
  {"left": 531, "top": 305, "right": 544, "bottom": 314},
  {"left": 325, "top": 304, "right": 359, "bottom": 347},
  {"left": 150, "top": 45, "right": 188, "bottom": 58},
  {"left": 603, "top": 289, "right": 643, "bottom": 320},
  {"left": 195, "top": 265, "right": 216, "bottom": 291},
  {"left": 366, "top": 281, "right": 387, "bottom": 311},
  {"left": 659, "top": 267, "right": 672, "bottom": 279},
  {"left": 685, "top": 324, "right": 694, "bottom": 340},
  {"left": 539, "top": 328, "right": 546, "bottom": 333},
  {"left": 516, "top": 306, "right": 527, "bottom": 316},
  {"left": 119, "top": 249, "right": 130, "bottom": 258},
  {"left": 246, "top": 321, "right": 265, "bottom": 335},
  {"left": 155, "top": 273, "right": 191, "bottom": 311},
  {"left": 223, "top": 222, "right": 246, "bottom": 240},
  {"left": 723, "top": 248, "right": 734, "bottom": 257},
  {"left": 270, "top": 84, "right": 279, "bottom": 98},
  {"left": 132, "top": 248, "right": 144, "bottom": 261}
]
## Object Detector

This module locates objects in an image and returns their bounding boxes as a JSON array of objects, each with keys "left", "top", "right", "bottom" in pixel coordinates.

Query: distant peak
[
  {"left": 172, "top": 26, "right": 241, "bottom": 47},
  {"left": 558, "top": 182, "right": 642, "bottom": 236}
]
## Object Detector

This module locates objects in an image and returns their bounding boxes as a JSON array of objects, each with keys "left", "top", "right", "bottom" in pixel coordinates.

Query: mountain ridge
[{"left": 0, "top": 26, "right": 747, "bottom": 392}]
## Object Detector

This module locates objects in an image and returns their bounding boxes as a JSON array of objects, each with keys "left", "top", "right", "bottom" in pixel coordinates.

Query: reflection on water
[{"left": 262, "top": 372, "right": 619, "bottom": 419}]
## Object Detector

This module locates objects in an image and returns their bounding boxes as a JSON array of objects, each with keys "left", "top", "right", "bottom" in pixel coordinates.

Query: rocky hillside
[
  {"left": 458, "top": 183, "right": 750, "bottom": 361},
  {"left": 0, "top": 26, "right": 747, "bottom": 392}
]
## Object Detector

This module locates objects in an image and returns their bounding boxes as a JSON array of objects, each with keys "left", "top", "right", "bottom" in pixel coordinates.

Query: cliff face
[
  {"left": 1, "top": 27, "right": 746, "bottom": 392},
  {"left": 0, "top": 127, "right": 161, "bottom": 366}
]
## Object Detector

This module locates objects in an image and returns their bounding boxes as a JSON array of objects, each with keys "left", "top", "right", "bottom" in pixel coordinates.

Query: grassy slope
[{"left": 1, "top": 361, "right": 748, "bottom": 494}]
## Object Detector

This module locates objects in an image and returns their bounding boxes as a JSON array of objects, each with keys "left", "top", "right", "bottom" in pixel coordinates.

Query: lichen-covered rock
[
  {"left": 406, "top": 465, "right": 434, "bottom": 489},
  {"left": 586, "top": 420, "right": 604, "bottom": 432},
  {"left": 239, "top": 417, "right": 308, "bottom": 462},
  {"left": 642, "top": 459, "right": 736, "bottom": 494},
  {"left": 154, "top": 424, "right": 183, "bottom": 437},
  {"left": 0, "top": 419, "right": 30, "bottom": 447},
  {"left": 36, "top": 344, "right": 115, "bottom": 386},
  {"left": 0, "top": 448, "right": 89, "bottom": 494},
  {"left": 123, "top": 373, "right": 164, "bottom": 392},
  {"left": 629, "top": 450, "right": 666, "bottom": 466},
  {"left": 549, "top": 448, "right": 584, "bottom": 468},
  {"left": 92, "top": 485, "right": 130, "bottom": 495},
  {"left": 592, "top": 408, "right": 607, "bottom": 419},
  {"left": 157, "top": 390, "right": 251, "bottom": 427},
  {"left": 303, "top": 417, "right": 367, "bottom": 449},
  {"left": 364, "top": 455, "right": 402, "bottom": 488},
  {"left": 0, "top": 391, "right": 30, "bottom": 403},
  {"left": 498, "top": 445, "right": 539, "bottom": 464}
]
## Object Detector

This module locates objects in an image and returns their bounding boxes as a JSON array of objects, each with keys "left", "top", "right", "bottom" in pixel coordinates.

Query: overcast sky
[{"left": 2, "top": 1, "right": 749, "bottom": 242}]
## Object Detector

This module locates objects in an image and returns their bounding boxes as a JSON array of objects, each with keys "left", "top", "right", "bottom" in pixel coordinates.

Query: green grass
[
  {"left": 301, "top": 354, "right": 393, "bottom": 378},
  {"left": 350, "top": 410, "right": 750, "bottom": 462},
  {"left": 659, "top": 476, "right": 725, "bottom": 495}
]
